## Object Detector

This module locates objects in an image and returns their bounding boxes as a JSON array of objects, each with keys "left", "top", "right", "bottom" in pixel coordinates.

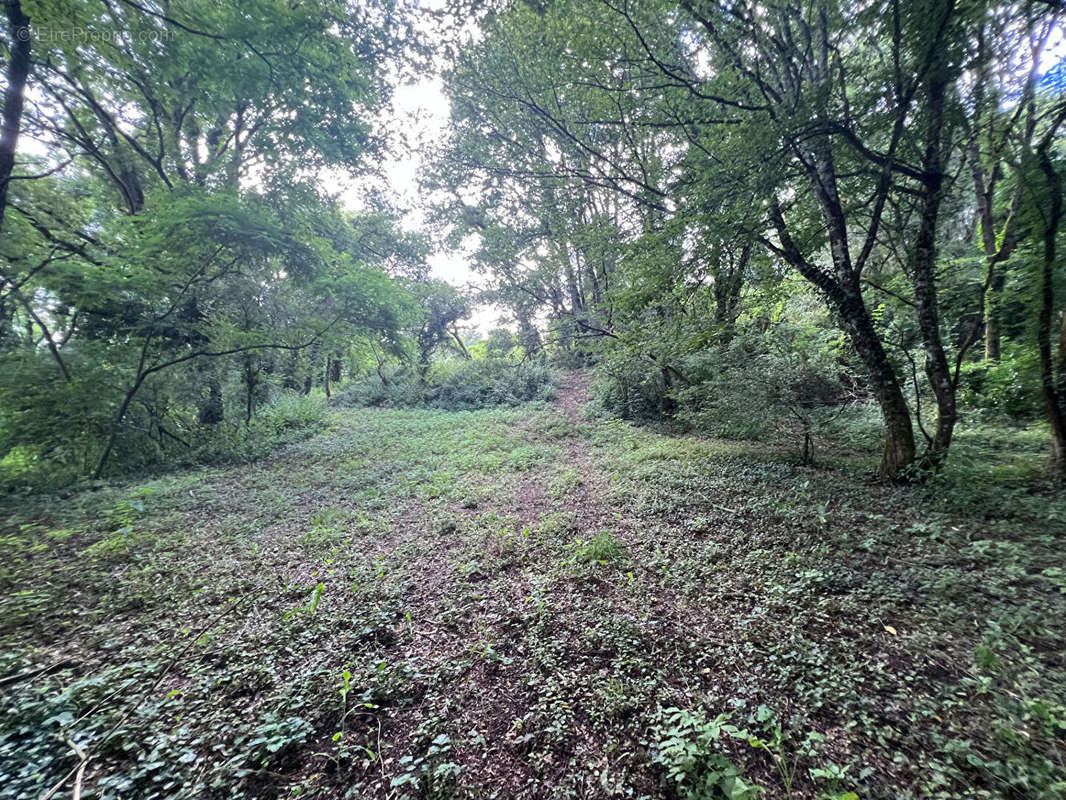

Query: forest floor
[{"left": 2, "top": 371, "right": 1065, "bottom": 800}]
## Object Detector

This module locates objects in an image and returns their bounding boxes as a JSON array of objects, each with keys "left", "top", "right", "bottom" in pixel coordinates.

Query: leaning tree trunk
[
  {"left": 768, "top": 201, "right": 917, "bottom": 481},
  {"left": 801, "top": 36, "right": 919, "bottom": 481},
  {"left": 840, "top": 294, "right": 917, "bottom": 480}
]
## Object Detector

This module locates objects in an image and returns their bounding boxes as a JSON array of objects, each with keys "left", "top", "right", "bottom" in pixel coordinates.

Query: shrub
[
  {"left": 0, "top": 349, "right": 127, "bottom": 488},
  {"left": 187, "top": 392, "right": 329, "bottom": 466},
  {"left": 570, "top": 531, "right": 624, "bottom": 563},
  {"left": 0, "top": 385, "right": 328, "bottom": 492},
  {"left": 809, "top": 401, "right": 885, "bottom": 453},
  {"left": 588, "top": 330, "right": 854, "bottom": 460},
  {"left": 333, "top": 363, "right": 424, "bottom": 408},
  {"left": 429, "top": 358, "right": 555, "bottom": 410},
  {"left": 958, "top": 344, "right": 1042, "bottom": 420},
  {"left": 588, "top": 325, "right": 855, "bottom": 448},
  {"left": 649, "top": 707, "right": 760, "bottom": 800},
  {"left": 337, "top": 357, "right": 556, "bottom": 411},
  {"left": 587, "top": 363, "right": 671, "bottom": 421},
  {"left": 671, "top": 335, "right": 849, "bottom": 442}
]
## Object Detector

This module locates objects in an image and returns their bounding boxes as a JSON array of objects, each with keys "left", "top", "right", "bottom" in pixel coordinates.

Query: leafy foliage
[
  {"left": 338, "top": 357, "right": 556, "bottom": 412},
  {"left": 0, "top": 0, "right": 426, "bottom": 489},
  {"left": 432, "top": 0, "right": 1066, "bottom": 479},
  {"left": 4, "top": 389, "right": 1064, "bottom": 797}
]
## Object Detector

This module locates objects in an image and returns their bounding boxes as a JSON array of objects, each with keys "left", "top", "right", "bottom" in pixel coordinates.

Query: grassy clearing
[{"left": 1, "top": 386, "right": 1064, "bottom": 799}]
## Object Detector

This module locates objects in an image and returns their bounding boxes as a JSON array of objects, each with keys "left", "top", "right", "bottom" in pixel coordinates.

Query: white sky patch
[
  {"left": 335, "top": 73, "right": 506, "bottom": 335},
  {"left": 1043, "top": 23, "right": 1066, "bottom": 72},
  {"left": 381, "top": 78, "right": 449, "bottom": 235}
]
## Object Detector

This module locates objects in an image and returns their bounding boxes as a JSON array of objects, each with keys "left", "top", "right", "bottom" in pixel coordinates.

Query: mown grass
[{"left": 1, "top": 396, "right": 1063, "bottom": 799}]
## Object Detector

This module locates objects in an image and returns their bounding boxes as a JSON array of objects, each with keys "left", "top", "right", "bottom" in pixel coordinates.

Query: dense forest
[
  {"left": 2, "top": 1, "right": 1066, "bottom": 799},
  {"left": 1, "top": 0, "right": 1065, "bottom": 486},
  {"left": 431, "top": 0, "right": 1066, "bottom": 481}
]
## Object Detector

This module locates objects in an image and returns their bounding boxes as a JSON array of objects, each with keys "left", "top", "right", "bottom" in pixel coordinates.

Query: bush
[
  {"left": 674, "top": 339, "right": 847, "bottom": 443},
  {"left": 0, "top": 380, "right": 328, "bottom": 491},
  {"left": 337, "top": 357, "right": 556, "bottom": 411},
  {"left": 187, "top": 392, "right": 329, "bottom": 466},
  {"left": 591, "top": 330, "right": 851, "bottom": 448},
  {"left": 0, "top": 349, "right": 124, "bottom": 487},
  {"left": 335, "top": 365, "right": 426, "bottom": 408},
  {"left": 430, "top": 358, "right": 556, "bottom": 409},
  {"left": 586, "top": 359, "right": 672, "bottom": 422},
  {"left": 809, "top": 401, "right": 885, "bottom": 453},
  {"left": 958, "top": 344, "right": 1043, "bottom": 420}
]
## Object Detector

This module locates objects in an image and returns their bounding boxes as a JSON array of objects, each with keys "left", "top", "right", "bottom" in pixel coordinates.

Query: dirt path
[
  {"left": 549, "top": 371, "right": 621, "bottom": 535},
  {"left": 554, "top": 369, "right": 595, "bottom": 424}
]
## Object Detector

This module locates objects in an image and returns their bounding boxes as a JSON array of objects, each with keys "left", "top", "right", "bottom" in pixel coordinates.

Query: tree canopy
[
  {"left": 1, "top": 0, "right": 425, "bottom": 483},
  {"left": 431, "top": 0, "right": 1066, "bottom": 480},
  {"left": 2, "top": 0, "right": 1066, "bottom": 487}
]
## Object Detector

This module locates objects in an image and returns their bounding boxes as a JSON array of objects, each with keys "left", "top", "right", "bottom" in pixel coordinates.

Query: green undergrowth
[
  {"left": 1, "top": 396, "right": 1063, "bottom": 799},
  {"left": 589, "top": 419, "right": 1066, "bottom": 798},
  {"left": 0, "top": 392, "right": 330, "bottom": 493},
  {"left": 337, "top": 358, "right": 557, "bottom": 411}
]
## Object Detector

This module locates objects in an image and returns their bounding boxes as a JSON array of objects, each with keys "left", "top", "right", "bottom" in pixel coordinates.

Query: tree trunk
[
  {"left": 197, "top": 376, "right": 224, "bottom": 425},
  {"left": 912, "top": 64, "right": 955, "bottom": 471},
  {"left": 768, "top": 202, "right": 917, "bottom": 480},
  {"left": 840, "top": 296, "right": 917, "bottom": 480},
  {"left": 798, "top": 25, "right": 918, "bottom": 478},
  {"left": 562, "top": 245, "right": 583, "bottom": 316},
  {"left": 282, "top": 350, "right": 302, "bottom": 391},
  {"left": 243, "top": 356, "right": 258, "bottom": 424},
  {"left": 659, "top": 366, "right": 676, "bottom": 416},
  {"left": 984, "top": 276, "right": 1004, "bottom": 361},
  {"left": 713, "top": 240, "right": 749, "bottom": 341},
  {"left": 518, "top": 314, "right": 542, "bottom": 356},
  {"left": 448, "top": 327, "right": 471, "bottom": 360},
  {"left": 304, "top": 343, "right": 318, "bottom": 394},
  {"left": 417, "top": 349, "right": 430, "bottom": 387},
  {"left": 1037, "top": 147, "right": 1066, "bottom": 479},
  {"left": 971, "top": 131, "right": 1005, "bottom": 363},
  {"left": 0, "top": 0, "right": 31, "bottom": 235}
]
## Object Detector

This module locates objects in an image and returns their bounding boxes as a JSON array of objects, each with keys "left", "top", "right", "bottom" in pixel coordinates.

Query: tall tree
[
  {"left": 0, "top": 0, "right": 30, "bottom": 234},
  {"left": 0, "top": 0, "right": 416, "bottom": 481},
  {"left": 435, "top": 0, "right": 1056, "bottom": 479}
]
